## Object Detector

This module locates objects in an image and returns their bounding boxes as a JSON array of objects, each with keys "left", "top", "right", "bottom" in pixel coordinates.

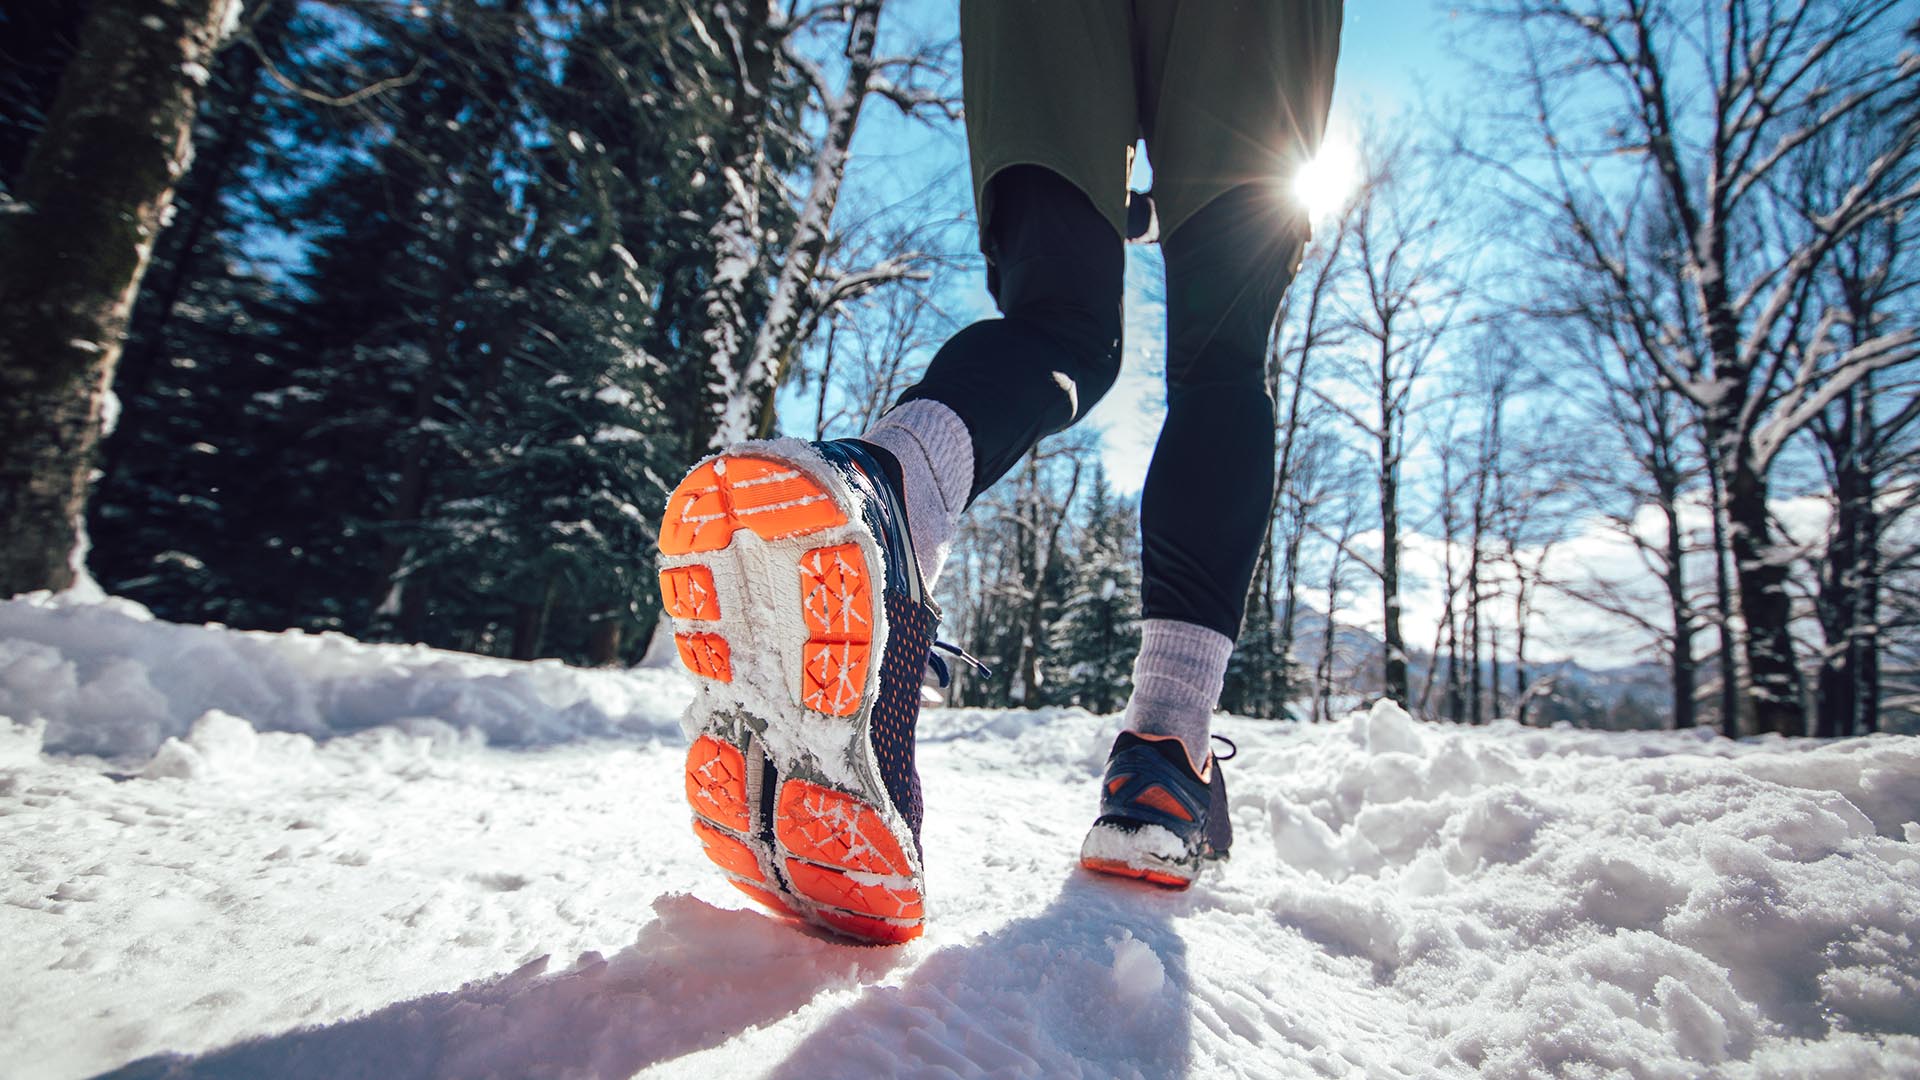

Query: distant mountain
[{"left": 1285, "top": 608, "right": 1676, "bottom": 729}]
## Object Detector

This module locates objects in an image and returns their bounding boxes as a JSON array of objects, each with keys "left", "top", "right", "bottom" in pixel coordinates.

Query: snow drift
[
  {"left": 1, "top": 593, "right": 1917, "bottom": 1078},
  {"left": 0, "top": 591, "right": 690, "bottom": 757}
]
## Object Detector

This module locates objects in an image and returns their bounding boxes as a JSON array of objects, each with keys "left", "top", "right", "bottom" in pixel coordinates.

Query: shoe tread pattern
[{"left": 662, "top": 448, "right": 924, "bottom": 944}]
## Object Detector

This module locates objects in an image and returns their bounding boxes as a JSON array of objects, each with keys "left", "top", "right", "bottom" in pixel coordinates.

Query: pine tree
[
  {"left": 88, "top": 2, "right": 295, "bottom": 625},
  {"left": 1048, "top": 466, "right": 1141, "bottom": 714}
]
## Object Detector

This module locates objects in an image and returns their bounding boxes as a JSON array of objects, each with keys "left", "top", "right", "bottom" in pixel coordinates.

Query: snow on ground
[{"left": 3, "top": 592, "right": 1919, "bottom": 1079}]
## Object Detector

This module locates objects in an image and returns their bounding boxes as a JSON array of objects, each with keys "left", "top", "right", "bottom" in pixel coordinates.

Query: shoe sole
[
  {"left": 1078, "top": 820, "right": 1207, "bottom": 890},
  {"left": 1080, "top": 856, "right": 1195, "bottom": 890},
  {"left": 658, "top": 441, "right": 924, "bottom": 945}
]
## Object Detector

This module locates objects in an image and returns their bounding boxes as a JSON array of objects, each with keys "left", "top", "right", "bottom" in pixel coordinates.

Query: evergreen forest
[{"left": 2, "top": 0, "right": 1915, "bottom": 737}]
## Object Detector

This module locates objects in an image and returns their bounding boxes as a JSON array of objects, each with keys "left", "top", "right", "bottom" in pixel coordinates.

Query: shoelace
[{"left": 926, "top": 640, "right": 993, "bottom": 688}]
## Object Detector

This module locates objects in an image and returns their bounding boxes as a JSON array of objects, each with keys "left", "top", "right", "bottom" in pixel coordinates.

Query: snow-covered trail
[{"left": 3, "top": 594, "right": 1919, "bottom": 1079}]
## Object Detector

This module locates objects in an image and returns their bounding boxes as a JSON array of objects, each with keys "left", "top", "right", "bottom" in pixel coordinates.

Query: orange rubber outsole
[
  {"left": 1080, "top": 856, "right": 1195, "bottom": 891},
  {"left": 662, "top": 451, "right": 920, "bottom": 945},
  {"left": 682, "top": 743, "right": 925, "bottom": 943},
  {"left": 658, "top": 455, "right": 849, "bottom": 556},
  {"left": 685, "top": 735, "right": 751, "bottom": 833}
]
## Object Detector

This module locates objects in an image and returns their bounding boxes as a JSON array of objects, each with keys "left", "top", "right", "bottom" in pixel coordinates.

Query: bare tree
[
  {"left": 1009, "top": 445, "right": 1086, "bottom": 705},
  {"left": 1430, "top": 331, "right": 1575, "bottom": 725},
  {"left": 1800, "top": 109, "right": 1920, "bottom": 736},
  {"left": 0, "top": 0, "right": 241, "bottom": 595},
  {"left": 1420, "top": 404, "right": 1472, "bottom": 721},
  {"left": 1317, "top": 132, "right": 1467, "bottom": 706},
  {"left": 1552, "top": 261, "right": 1713, "bottom": 729},
  {"left": 1278, "top": 427, "right": 1348, "bottom": 715},
  {"left": 935, "top": 428, "right": 1098, "bottom": 708},
  {"left": 806, "top": 240, "right": 957, "bottom": 438},
  {"left": 695, "top": 0, "right": 958, "bottom": 452},
  {"left": 1485, "top": 372, "right": 1575, "bottom": 724},
  {"left": 1472, "top": 0, "right": 1920, "bottom": 734},
  {"left": 1313, "top": 465, "right": 1370, "bottom": 723}
]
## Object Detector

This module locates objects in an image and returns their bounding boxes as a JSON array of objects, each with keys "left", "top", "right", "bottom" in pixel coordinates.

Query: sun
[{"left": 1289, "top": 132, "right": 1360, "bottom": 222}]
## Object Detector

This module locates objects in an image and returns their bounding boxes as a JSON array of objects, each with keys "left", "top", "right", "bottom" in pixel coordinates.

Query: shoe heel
[{"left": 775, "top": 779, "right": 923, "bottom": 943}]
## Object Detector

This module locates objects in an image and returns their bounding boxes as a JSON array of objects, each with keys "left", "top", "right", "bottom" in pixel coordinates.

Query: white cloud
[{"left": 1316, "top": 493, "right": 1837, "bottom": 671}]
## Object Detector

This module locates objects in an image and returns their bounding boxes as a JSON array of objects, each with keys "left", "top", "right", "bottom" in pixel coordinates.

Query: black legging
[{"left": 898, "top": 165, "right": 1306, "bottom": 640}]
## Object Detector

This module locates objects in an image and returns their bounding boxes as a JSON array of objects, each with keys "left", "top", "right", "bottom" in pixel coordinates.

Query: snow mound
[
  {"left": 0, "top": 592, "right": 691, "bottom": 758},
  {"left": 2, "top": 597, "right": 1918, "bottom": 1078},
  {"left": 1108, "top": 930, "right": 1166, "bottom": 1000},
  {"left": 1234, "top": 705, "right": 1920, "bottom": 1076},
  {"left": 139, "top": 710, "right": 264, "bottom": 780}
]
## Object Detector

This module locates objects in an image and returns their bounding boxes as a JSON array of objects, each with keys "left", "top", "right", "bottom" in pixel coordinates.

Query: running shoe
[
  {"left": 1079, "top": 731, "right": 1234, "bottom": 888},
  {"left": 657, "top": 437, "right": 943, "bottom": 944}
]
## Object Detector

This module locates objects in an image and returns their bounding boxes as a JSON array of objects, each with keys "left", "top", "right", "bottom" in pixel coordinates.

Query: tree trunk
[
  {"left": 686, "top": 0, "right": 778, "bottom": 455},
  {"left": 1439, "top": 554, "right": 1464, "bottom": 723},
  {"left": 1512, "top": 582, "right": 1531, "bottom": 724},
  {"left": 1020, "top": 460, "right": 1081, "bottom": 704},
  {"left": 1659, "top": 486, "right": 1698, "bottom": 730},
  {"left": 589, "top": 617, "right": 625, "bottom": 667},
  {"left": 1268, "top": 320, "right": 1308, "bottom": 712},
  {"left": 703, "top": 0, "right": 901, "bottom": 451},
  {"left": 1487, "top": 623, "right": 1501, "bottom": 723},
  {"left": 108, "top": 19, "right": 268, "bottom": 429},
  {"left": 1723, "top": 454, "right": 1804, "bottom": 736},
  {"left": 1815, "top": 391, "right": 1863, "bottom": 739},
  {"left": 368, "top": 381, "right": 441, "bottom": 632},
  {"left": 1276, "top": 517, "right": 1305, "bottom": 711},
  {"left": 1468, "top": 403, "right": 1496, "bottom": 724},
  {"left": 510, "top": 576, "right": 559, "bottom": 661},
  {"left": 1378, "top": 384, "right": 1408, "bottom": 706},
  {"left": 1858, "top": 555, "right": 1880, "bottom": 735},
  {"left": 1856, "top": 409, "right": 1881, "bottom": 736},
  {"left": 1317, "top": 552, "right": 1343, "bottom": 724},
  {"left": 1251, "top": 529, "right": 1274, "bottom": 714},
  {"left": 0, "top": 0, "right": 237, "bottom": 595},
  {"left": 1851, "top": 376, "right": 1883, "bottom": 737},
  {"left": 1706, "top": 453, "right": 1743, "bottom": 738},
  {"left": 1464, "top": 533, "right": 1481, "bottom": 724}
]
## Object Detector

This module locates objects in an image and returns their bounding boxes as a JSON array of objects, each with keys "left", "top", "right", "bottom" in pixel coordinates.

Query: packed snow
[{"left": 3, "top": 591, "right": 1918, "bottom": 1079}]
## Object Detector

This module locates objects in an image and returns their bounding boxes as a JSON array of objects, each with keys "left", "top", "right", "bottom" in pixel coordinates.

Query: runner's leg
[
  {"left": 861, "top": 0, "right": 1134, "bottom": 586},
  {"left": 1124, "top": 186, "right": 1306, "bottom": 757},
  {"left": 1124, "top": 0, "right": 1339, "bottom": 756},
  {"left": 870, "top": 167, "right": 1125, "bottom": 585}
]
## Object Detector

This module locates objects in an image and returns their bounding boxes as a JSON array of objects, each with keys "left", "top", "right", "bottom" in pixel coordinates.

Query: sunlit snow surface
[{"left": 3, "top": 593, "right": 1918, "bottom": 1079}]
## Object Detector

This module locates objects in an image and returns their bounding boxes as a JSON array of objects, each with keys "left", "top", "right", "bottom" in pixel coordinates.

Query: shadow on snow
[{"left": 100, "top": 874, "right": 1196, "bottom": 1079}]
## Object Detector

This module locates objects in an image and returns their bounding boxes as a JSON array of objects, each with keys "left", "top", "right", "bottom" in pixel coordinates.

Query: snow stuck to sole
[
  {"left": 3, "top": 597, "right": 1919, "bottom": 1077},
  {"left": 1079, "top": 820, "right": 1199, "bottom": 889},
  {"left": 1080, "top": 820, "right": 1188, "bottom": 865}
]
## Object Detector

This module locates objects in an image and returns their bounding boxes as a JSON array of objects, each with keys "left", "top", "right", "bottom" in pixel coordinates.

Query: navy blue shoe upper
[
  {"left": 1095, "top": 731, "right": 1233, "bottom": 859},
  {"left": 811, "top": 439, "right": 935, "bottom": 850}
]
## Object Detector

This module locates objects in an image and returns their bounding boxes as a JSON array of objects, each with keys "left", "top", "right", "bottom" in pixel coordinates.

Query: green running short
[{"left": 961, "top": 0, "right": 1343, "bottom": 244}]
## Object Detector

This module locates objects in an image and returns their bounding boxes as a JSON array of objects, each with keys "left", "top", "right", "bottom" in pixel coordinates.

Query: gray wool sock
[
  {"left": 1122, "top": 618, "right": 1233, "bottom": 771},
  {"left": 859, "top": 400, "right": 974, "bottom": 589}
]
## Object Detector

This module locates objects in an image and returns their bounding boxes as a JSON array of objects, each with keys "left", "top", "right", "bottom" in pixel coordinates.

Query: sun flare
[{"left": 1290, "top": 133, "right": 1360, "bottom": 222}]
